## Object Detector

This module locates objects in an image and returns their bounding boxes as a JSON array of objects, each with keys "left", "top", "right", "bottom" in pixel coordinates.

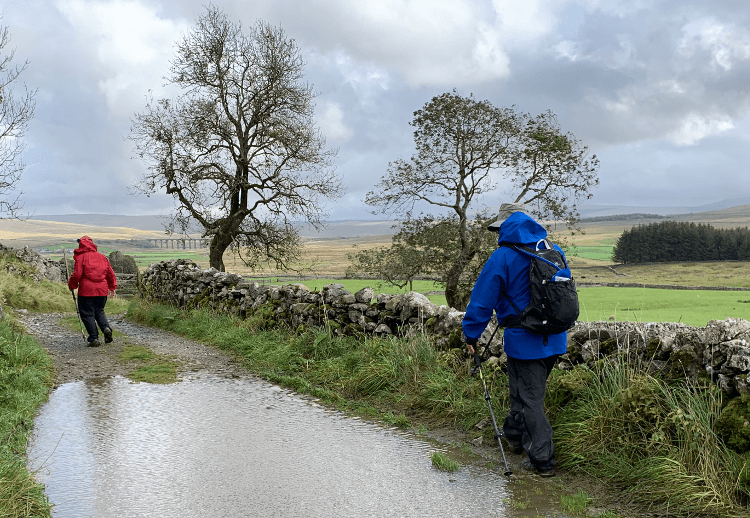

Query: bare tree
[
  {"left": 364, "top": 91, "right": 599, "bottom": 310},
  {"left": 130, "top": 6, "right": 342, "bottom": 271},
  {"left": 0, "top": 22, "right": 36, "bottom": 218}
]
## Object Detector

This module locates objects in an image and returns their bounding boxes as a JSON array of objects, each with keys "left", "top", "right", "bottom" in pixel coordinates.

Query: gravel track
[{"left": 16, "top": 311, "right": 250, "bottom": 387}]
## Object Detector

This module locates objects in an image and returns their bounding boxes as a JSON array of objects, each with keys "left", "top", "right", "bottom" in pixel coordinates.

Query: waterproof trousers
[
  {"left": 78, "top": 295, "right": 110, "bottom": 343},
  {"left": 502, "top": 354, "right": 560, "bottom": 471}
]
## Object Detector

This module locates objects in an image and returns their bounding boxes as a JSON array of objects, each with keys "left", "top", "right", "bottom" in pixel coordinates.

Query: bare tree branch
[{"left": 0, "top": 22, "right": 36, "bottom": 218}]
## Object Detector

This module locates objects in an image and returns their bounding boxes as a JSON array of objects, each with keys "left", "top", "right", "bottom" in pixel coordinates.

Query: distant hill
[
  {"left": 578, "top": 197, "right": 750, "bottom": 218},
  {"left": 580, "top": 213, "right": 667, "bottom": 223},
  {"left": 28, "top": 214, "right": 398, "bottom": 238},
  {"left": 29, "top": 214, "right": 171, "bottom": 231},
  {"left": 29, "top": 203, "right": 750, "bottom": 238}
]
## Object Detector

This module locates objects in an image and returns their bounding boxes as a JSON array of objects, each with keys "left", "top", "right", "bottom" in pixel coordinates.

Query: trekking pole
[
  {"left": 470, "top": 325, "right": 512, "bottom": 479},
  {"left": 63, "top": 248, "right": 87, "bottom": 342}
]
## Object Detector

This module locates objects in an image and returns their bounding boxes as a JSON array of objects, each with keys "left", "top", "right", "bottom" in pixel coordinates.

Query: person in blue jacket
[{"left": 462, "top": 203, "right": 567, "bottom": 477}]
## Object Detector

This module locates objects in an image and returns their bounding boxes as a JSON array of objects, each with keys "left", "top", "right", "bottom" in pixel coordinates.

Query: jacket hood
[
  {"left": 496, "top": 211, "right": 547, "bottom": 246},
  {"left": 75, "top": 236, "right": 98, "bottom": 254}
]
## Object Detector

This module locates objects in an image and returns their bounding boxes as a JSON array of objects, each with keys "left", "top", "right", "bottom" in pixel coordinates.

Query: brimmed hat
[{"left": 487, "top": 203, "right": 527, "bottom": 230}]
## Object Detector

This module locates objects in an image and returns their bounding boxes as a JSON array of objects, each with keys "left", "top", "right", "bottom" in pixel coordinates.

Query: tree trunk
[
  {"left": 445, "top": 272, "right": 461, "bottom": 310},
  {"left": 444, "top": 246, "right": 475, "bottom": 310},
  {"left": 208, "top": 232, "right": 233, "bottom": 272},
  {"left": 445, "top": 263, "right": 471, "bottom": 311}
]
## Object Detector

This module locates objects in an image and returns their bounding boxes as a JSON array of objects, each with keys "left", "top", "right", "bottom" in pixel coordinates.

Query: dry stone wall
[
  {"left": 141, "top": 258, "right": 465, "bottom": 348},
  {"left": 142, "top": 258, "right": 750, "bottom": 398},
  {"left": 1, "top": 244, "right": 65, "bottom": 283}
]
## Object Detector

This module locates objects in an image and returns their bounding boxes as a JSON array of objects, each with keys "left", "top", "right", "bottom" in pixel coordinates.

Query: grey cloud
[{"left": 3, "top": 0, "right": 749, "bottom": 221}]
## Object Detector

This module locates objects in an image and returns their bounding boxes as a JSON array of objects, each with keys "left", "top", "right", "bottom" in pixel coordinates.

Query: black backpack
[{"left": 499, "top": 239, "right": 579, "bottom": 343}]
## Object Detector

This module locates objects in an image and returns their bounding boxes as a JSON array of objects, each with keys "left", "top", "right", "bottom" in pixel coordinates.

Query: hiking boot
[
  {"left": 504, "top": 437, "right": 524, "bottom": 455},
  {"left": 521, "top": 457, "right": 555, "bottom": 477},
  {"left": 103, "top": 327, "right": 113, "bottom": 343},
  {"left": 88, "top": 338, "right": 101, "bottom": 347}
]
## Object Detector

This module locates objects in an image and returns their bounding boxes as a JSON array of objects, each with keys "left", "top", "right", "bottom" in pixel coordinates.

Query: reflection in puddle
[{"left": 29, "top": 375, "right": 517, "bottom": 517}]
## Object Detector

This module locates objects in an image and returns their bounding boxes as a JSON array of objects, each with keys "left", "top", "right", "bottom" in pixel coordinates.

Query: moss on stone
[
  {"left": 645, "top": 338, "right": 661, "bottom": 359},
  {"left": 663, "top": 349, "right": 699, "bottom": 380},
  {"left": 547, "top": 367, "right": 595, "bottom": 413},
  {"left": 715, "top": 395, "right": 750, "bottom": 454},
  {"left": 599, "top": 338, "right": 617, "bottom": 356},
  {"left": 186, "top": 287, "right": 213, "bottom": 310},
  {"left": 345, "top": 323, "right": 363, "bottom": 336},
  {"left": 446, "top": 329, "right": 463, "bottom": 351}
]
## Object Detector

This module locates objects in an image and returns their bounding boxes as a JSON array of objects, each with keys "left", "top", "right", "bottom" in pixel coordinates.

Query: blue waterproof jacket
[{"left": 462, "top": 212, "right": 568, "bottom": 360}]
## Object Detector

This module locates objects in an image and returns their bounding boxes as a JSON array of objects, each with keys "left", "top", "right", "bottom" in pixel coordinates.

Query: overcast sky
[{"left": 3, "top": 0, "right": 750, "bottom": 222}]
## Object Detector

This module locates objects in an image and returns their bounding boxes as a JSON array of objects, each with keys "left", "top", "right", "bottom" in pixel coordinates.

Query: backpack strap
[
  {"left": 511, "top": 242, "right": 568, "bottom": 271},
  {"left": 497, "top": 243, "right": 527, "bottom": 327}
]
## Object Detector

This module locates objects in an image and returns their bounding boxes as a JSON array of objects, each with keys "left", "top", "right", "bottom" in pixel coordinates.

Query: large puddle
[{"left": 27, "top": 374, "right": 550, "bottom": 517}]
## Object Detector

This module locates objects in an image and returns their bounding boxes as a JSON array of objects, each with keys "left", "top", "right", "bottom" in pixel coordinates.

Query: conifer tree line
[{"left": 612, "top": 221, "right": 750, "bottom": 263}]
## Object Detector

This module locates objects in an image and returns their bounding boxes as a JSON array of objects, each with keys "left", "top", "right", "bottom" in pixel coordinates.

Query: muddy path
[{"left": 18, "top": 310, "right": 648, "bottom": 518}]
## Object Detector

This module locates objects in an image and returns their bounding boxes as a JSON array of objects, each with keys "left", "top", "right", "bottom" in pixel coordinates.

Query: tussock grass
[
  {"left": 431, "top": 451, "right": 460, "bottom": 472},
  {"left": 560, "top": 490, "right": 592, "bottom": 514},
  {"left": 552, "top": 360, "right": 748, "bottom": 517},
  {"left": 0, "top": 261, "right": 72, "bottom": 313}
]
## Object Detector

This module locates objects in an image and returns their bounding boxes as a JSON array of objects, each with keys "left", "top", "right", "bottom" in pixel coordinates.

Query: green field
[
  {"left": 577, "top": 287, "right": 750, "bottom": 326},
  {"left": 566, "top": 243, "right": 616, "bottom": 261},
  {"left": 129, "top": 250, "right": 207, "bottom": 268},
  {"left": 45, "top": 248, "right": 208, "bottom": 268},
  {"left": 246, "top": 277, "right": 750, "bottom": 327},
  {"left": 264, "top": 277, "right": 443, "bottom": 296}
]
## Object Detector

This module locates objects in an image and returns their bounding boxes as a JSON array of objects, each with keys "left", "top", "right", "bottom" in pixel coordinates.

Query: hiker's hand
[{"left": 465, "top": 337, "right": 478, "bottom": 354}]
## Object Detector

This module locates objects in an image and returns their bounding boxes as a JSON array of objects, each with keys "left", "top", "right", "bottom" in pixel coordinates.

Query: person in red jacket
[{"left": 68, "top": 236, "right": 117, "bottom": 347}]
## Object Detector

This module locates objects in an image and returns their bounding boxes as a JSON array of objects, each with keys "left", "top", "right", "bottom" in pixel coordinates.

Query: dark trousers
[
  {"left": 502, "top": 354, "right": 559, "bottom": 471},
  {"left": 78, "top": 295, "right": 110, "bottom": 342}
]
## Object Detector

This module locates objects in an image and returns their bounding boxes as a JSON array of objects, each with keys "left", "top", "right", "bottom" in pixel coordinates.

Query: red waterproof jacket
[{"left": 68, "top": 236, "right": 117, "bottom": 296}]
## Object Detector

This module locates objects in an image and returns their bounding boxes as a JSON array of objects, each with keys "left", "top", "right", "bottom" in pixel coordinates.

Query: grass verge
[
  {"left": 0, "top": 321, "right": 53, "bottom": 518},
  {"left": 126, "top": 299, "right": 750, "bottom": 517}
]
